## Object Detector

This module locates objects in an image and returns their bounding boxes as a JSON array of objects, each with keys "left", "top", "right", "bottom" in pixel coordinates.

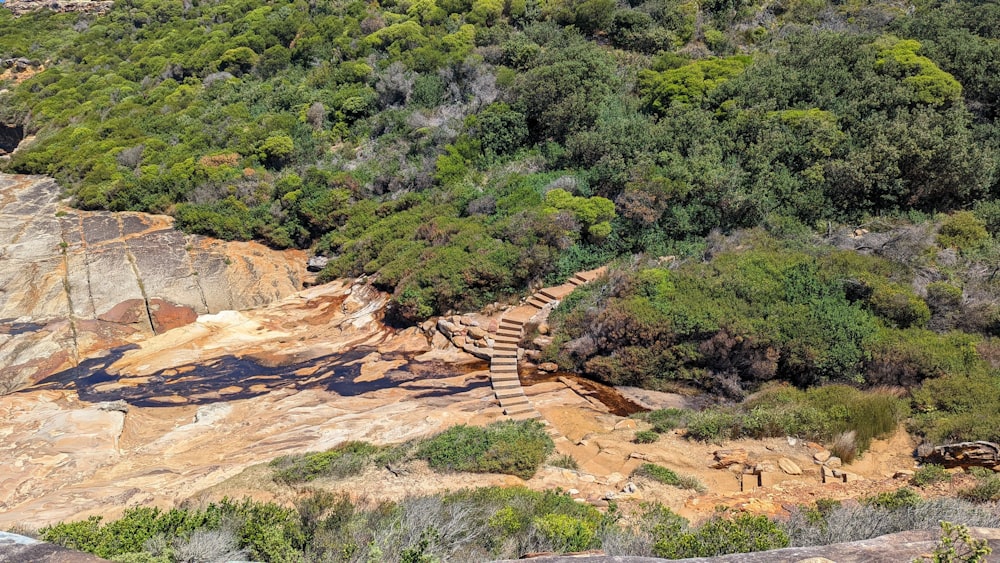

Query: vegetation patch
[
  {"left": 415, "top": 419, "right": 554, "bottom": 479},
  {"left": 632, "top": 463, "right": 705, "bottom": 492}
]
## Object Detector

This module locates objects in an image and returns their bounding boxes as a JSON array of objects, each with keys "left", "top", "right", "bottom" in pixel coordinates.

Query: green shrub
[
  {"left": 912, "top": 464, "right": 953, "bottom": 487},
  {"left": 632, "top": 463, "right": 705, "bottom": 492},
  {"left": 633, "top": 408, "right": 688, "bottom": 433},
  {"left": 653, "top": 513, "right": 789, "bottom": 558},
  {"left": 270, "top": 441, "right": 382, "bottom": 484},
  {"left": 685, "top": 409, "right": 740, "bottom": 442},
  {"left": 532, "top": 513, "right": 597, "bottom": 552},
  {"left": 863, "top": 487, "right": 923, "bottom": 509},
  {"left": 958, "top": 468, "right": 1000, "bottom": 503},
  {"left": 550, "top": 454, "right": 580, "bottom": 470},
  {"left": 416, "top": 420, "right": 554, "bottom": 479},
  {"left": 634, "top": 430, "right": 659, "bottom": 444},
  {"left": 938, "top": 211, "right": 989, "bottom": 251}
]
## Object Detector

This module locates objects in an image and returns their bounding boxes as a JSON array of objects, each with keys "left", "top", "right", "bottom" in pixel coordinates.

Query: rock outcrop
[
  {"left": 492, "top": 527, "right": 1000, "bottom": 562},
  {"left": 1, "top": 0, "right": 112, "bottom": 16},
  {"left": 0, "top": 174, "right": 307, "bottom": 392}
]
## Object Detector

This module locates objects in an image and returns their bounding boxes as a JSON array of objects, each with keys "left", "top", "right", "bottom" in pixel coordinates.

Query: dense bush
[{"left": 3, "top": 0, "right": 1000, "bottom": 325}]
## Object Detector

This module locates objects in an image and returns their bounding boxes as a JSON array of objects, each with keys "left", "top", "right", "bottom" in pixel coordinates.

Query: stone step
[
  {"left": 495, "top": 332, "right": 521, "bottom": 341},
  {"left": 492, "top": 380, "right": 522, "bottom": 390},
  {"left": 501, "top": 395, "right": 530, "bottom": 407},
  {"left": 572, "top": 273, "right": 589, "bottom": 284},
  {"left": 492, "top": 357, "right": 517, "bottom": 365},
  {"left": 526, "top": 299, "right": 547, "bottom": 310},
  {"left": 499, "top": 318, "right": 525, "bottom": 328},
  {"left": 491, "top": 366, "right": 519, "bottom": 375},
  {"left": 491, "top": 375, "right": 521, "bottom": 384},
  {"left": 567, "top": 277, "right": 584, "bottom": 287},
  {"left": 538, "top": 289, "right": 560, "bottom": 301},
  {"left": 505, "top": 404, "right": 538, "bottom": 416},
  {"left": 493, "top": 341, "right": 518, "bottom": 350},
  {"left": 510, "top": 409, "right": 542, "bottom": 420},
  {"left": 492, "top": 351, "right": 517, "bottom": 360},
  {"left": 495, "top": 388, "right": 526, "bottom": 400}
]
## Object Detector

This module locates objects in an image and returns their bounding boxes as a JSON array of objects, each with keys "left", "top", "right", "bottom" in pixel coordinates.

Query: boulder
[
  {"left": 712, "top": 449, "right": 749, "bottom": 469},
  {"left": 778, "top": 458, "right": 802, "bottom": 475},
  {"left": 537, "top": 323, "right": 550, "bottom": 335},
  {"left": 826, "top": 456, "right": 842, "bottom": 468},
  {"left": 467, "top": 326, "right": 487, "bottom": 340},
  {"left": 306, "top": 255, "right": 329, "bottom": 272},
  {"left": 538, "top": 362, "right": 559, "bottom": 372},
  {"left": 814, "top": 450, "right": 831, "bottom": 463}
]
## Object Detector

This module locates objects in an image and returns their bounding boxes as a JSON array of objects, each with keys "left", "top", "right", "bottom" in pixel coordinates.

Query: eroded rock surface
[
  {"left": 0, "top": 279, "right": 499, "bottom": 528},
  {"left": 0, "top": 174, "right": 307, "bottom": 392},
  {"left": 1, "top": 0, "right": 112, "bottom": 16}
]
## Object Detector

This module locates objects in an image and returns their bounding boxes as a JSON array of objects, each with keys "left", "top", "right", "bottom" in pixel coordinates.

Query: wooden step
[
  {"left": 567, "top": 277, "right": 583, "bottom": 286},
  {"left": 572, "top": 274, "right": 589, "bottom": 284}
]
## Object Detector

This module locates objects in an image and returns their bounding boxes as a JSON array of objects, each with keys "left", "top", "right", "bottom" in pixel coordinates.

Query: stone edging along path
[{"left": 488, "top": 267, "right": 607, "bottom": 420}]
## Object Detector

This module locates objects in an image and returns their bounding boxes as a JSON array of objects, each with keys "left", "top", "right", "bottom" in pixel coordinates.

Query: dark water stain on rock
[
  {"left": 0, "top": 319, "right": 49, "bottom": 336},
  {"left": 27, "top": 347, "right": 489, "bottom": 407},
  {"left": 521, "top": 369, "right": 646, "bottom": 417}
]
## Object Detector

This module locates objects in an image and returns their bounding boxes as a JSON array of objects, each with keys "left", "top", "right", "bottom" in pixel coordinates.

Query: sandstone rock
[
  {"left": 538, "top": 362, "right": 559, "bottom": 373},
  {"left": 537, "top": 323, "right": 550, "bottom": 335},
  {"left": 826, "top": 456, "right": 842, "bottom": 468},
  {"left": 524, "top": 349, "right": 541, "bottom": 361},
  {"left": 814, "top": 450, "right": 831, "bottom": 463},
  {"left": 621, "top": 482, "right": 637, "bottom": 494},
  {"left": 713, "top": 449, "right": 749, "bottom": 469},
  {"left": 806, "top": 441, "right": 824, "bottom": 451},
  {"left": 778, "top": 458, "right": 802, "bottom": 475},
  {"left": 431, "top": 331, "right": 451, "bottom": 349},
  {"left": 894, "top": 470, "right": 915, "bottom": 479},
  {"left": 614, "top": 419, "right": 637, "bottom": 430},
  {"left": 467, "top": 326, "right": 487, "bottom": 340},
  {"left": 532, "top": 336, "right": 553, "bottom": 348}
]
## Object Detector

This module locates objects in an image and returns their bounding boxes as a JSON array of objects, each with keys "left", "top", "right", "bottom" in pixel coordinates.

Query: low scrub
[
  {"left": 631, "top": 408, "right": 687, "bottom": 433},
  {"left": 416, "top": 419, "right": 554, "bottom": 479},
  {"left": 270, "top": 441, "right": 383, "bottom": 484},
  {"left": 784, "top": 496, "right": 1000, "bottom": 547},
  {"left": 633, "top": 430, "right": 659, "bottom": 444},
  {"left": 912, "top": 464, "right": 953, "bottom": 487},
  {"left": 683, "top": 384, "right": 907, "bottom": 458},
  {"left": 632, "top": 463, "right": 705, "bottom": 492},
  {"left": 959, "top": 468, "right": 1000, "bottom": 503}
]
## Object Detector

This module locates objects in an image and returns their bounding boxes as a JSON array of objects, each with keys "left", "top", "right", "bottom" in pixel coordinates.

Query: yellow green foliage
[{"left": 874, "top": 36, "right": 962, "bottom": 105}]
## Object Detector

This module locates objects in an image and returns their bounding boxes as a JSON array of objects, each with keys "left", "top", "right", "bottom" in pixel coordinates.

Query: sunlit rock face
[
  {"left": 0, "top": 174, "right": 307, "bottom": 392},
  {"left": 1, "top": 0, "right": 113, "bottom": 16}
]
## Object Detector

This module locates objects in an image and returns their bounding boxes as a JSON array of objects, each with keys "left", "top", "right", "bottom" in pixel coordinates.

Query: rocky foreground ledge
[
  {"left": 0, "top": 173, "right": 307, "bottom": 391},
  {"left": 497, "top": 528, "right": 1000, "bottom": 562}
]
